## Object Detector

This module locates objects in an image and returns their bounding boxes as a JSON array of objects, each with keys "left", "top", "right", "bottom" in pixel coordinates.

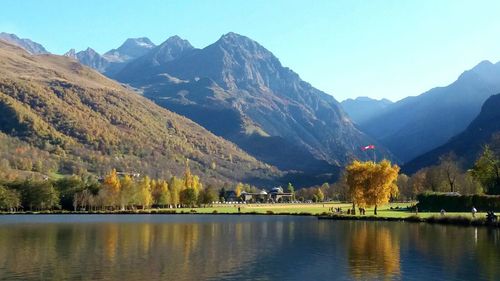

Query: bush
[{"left": 417, "top": 192, "right": 500, "bottom": 212}]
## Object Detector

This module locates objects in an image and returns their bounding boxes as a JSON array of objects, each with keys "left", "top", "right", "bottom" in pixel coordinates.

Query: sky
[{"left": 2, "top": 0, "right": 500, "bottom": 102}]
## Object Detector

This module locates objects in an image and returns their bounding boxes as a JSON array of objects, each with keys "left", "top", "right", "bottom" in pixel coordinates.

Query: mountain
[
  {"left": 0, "top": 40, "right": 280, "bottom": 185},
  {"left": 0, "top": 32, "right": 49, "bottom": 54},
  {"left": 359, "top": 60, "right": 500, "bottom": 163},
  {"left": 113, "top": 35, "right": 194, "bottom": 80},
  {"left": 341, "top": 97, "right": 393, "bottom": 124},
  {"left": 403, "top": 94, "right": 500, "bottom": 174},
  {"left": 64, "top": 47, "right": 109, "bottom": 73},
  {"left": 115, "top": 33, "right": 391, "bottom": 182},
  {"left": 103, "top": 37, "right": 155, "bottom": 63},
  {"left": 65, "top": 38, "right": 157, "bottom": 76}
]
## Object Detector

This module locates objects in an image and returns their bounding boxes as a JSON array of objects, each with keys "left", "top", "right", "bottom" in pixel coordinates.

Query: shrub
[{"left": 416, "top": 192, "right": 500, "bottom": 212}]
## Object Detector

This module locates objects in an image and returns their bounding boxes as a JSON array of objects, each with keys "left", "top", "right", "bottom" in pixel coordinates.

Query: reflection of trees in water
[
  {"left": 410, "top": 224, "right": 500, "bottom": 280},
  {"left": 348, "top": 222, "right": 400, "bottom": 280},
  {"left": 0, "top": 220, "right": 289, "bottom": 280}
]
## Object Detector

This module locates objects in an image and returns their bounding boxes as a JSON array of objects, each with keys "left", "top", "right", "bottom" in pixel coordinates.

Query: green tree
[
  {"left": 0, "top": 185, "right": 20, "bottom": 211},
  {"left": 20, "top": 180, "right": 60, "bottom": 210},
  {"left": 471, "top": 145, "right": 500, "bottom": 195},
  {"left": 180, "top": 188, "right": 197, "bottom": 207},
  {"left": 315, "top": 188, "right": 325, "bottom": 202},
  {"left": 198, "top": 185, "right": 218, "bottom": 206},
  {"left": 53, "top": 175, "right": 85, "bottom": 210},
  {"left": 287, "top": 182, "right": 295, "bottom": 200}
]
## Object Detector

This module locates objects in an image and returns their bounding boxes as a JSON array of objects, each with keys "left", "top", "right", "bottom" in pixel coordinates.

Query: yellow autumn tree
[
  {"left": 101, "top": 169, "right": 121, "bottom": 209},
  {"left": 346, "top": 161, "right": 371, "bottom": 214},
  {"left": 136, "top": 176, "right": 152, "bottom": 209},
  {"left": 156, "top": 180, "right": 171, "bottom": 208},
  {"left": 184, "top": 159, "right": 193, "bottom": 190},
  {"left": 235, "top": 182, "right": 244, "bottom": 197},
  {"left": 169, "top": 176, "right": 183, "bottom": 207},
  {"left": 346, "top": 160, "right": 400, "bottom": 215},
  {"left": 119, "top": 174, "right": 134, "bottom": 210}
]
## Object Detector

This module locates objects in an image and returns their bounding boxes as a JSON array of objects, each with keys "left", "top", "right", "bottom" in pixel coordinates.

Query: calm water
[{"left": 0, "top": 215, "right": 499, "bottom": 281}]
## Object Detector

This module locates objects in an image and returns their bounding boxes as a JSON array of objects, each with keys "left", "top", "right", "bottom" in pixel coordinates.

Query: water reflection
[
  {"left": 0, "top": 215, "right": 498, "bottom": 281},
  {"left": 348, "top": 222, "right": 400, "bottom": 280}
]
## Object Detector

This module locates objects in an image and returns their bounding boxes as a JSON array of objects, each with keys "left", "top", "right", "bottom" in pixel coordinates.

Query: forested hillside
[{"left": 0, "top": 40, "right": 280, "bottom": 186}]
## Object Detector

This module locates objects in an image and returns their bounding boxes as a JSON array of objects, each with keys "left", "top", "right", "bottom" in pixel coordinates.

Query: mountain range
[
  {"left": 0, "top": 40, "right": 279, "bottom": 186},
  {"left": 2, "top": 31, "right": 499, "bottom": 183},
  {"left": 341, "top": 97, "right": 393, "bottom": 124},
  {"left": 404, "top": 93, "right": 500, "bottom": 173},
  {"left": 63, "top": 38, "right": 156, "bottom": 76},
  {"left": 358, "top": 60, "right": 500, "bottom": 163},
  {"left": 0, "top": 32, "right": 48, "bottom": 55},
  {"left": 111, "top": 32, "right": 391, "bottom": 184}
]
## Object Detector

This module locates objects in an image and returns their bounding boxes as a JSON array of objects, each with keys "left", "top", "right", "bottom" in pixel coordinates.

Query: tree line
[{"left": 0, "top": 161, "right": 253, "bottom": 211}]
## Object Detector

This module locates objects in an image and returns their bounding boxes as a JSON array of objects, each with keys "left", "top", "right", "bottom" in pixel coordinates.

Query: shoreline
[
  {"left": 318, "top": 214, "right": 500, "bottom": 228},
  {"left": 1, "top": 210, "right": 498, "bottom": 228}
]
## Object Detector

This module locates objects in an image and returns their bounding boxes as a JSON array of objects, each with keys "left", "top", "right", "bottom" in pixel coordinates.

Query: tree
[
  {"left": 408, "top": 170, "right": 426, "bottom": 198},
  {"left": 169, "top": 176, "right": 183, "bottom": 207},
  {"left": 346, "top": 160, "right": 400, "bottom": 215},
  {"left": 471, "top": 145, "right": 500, "bottom": 195},
  {"left": 198, "top": 185, "right": 218, "bottom": 206},
  {"left": 156, "top": 180, "right": 171, "bottom": 208},
  {"left": 19, "top": 180, "right": 60, "bottom": 210},
  {"left": 136, "top": 176, "right": 152, "bottom": 209},
  {"left": 184, "top": 159, "right": 193, "bottom": 189},
  {"left": 54, "top": 175, "right": 85, "bottom": 210},
  {"left": 120, "top": 175, "right": 135, "bottom": 210},
  {"left": 287, "top": 182, "right": 295, "bottom": 201},
  {"left": 315, "top": 188, "right": 325, "bottom": 202},
  {"left": 0, "top": 185, "right": 20, "bottom": 211},
  {"left": 332, "top": 173, "right": 349, "bottom": 202},
  {"left": 180, "top": 188, "right": 197, "bottom": 207},
  {"left": 235, "top": 182, "right": 243, "bottom": 197},
  {"left": 396, "top": 174, "right": 410, "bottom": 200},
  {"left": 439, "top": 153, "right": 460, "bottom": 193},
  {"left": 101, "top": 169, "right": 121, "bottom": 209}
]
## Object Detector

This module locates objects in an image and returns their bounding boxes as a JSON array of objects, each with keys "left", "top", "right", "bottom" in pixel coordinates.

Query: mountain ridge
[
  {"left": 359, "top": 60, "right": 500, "bottom": 163},
  {"left": 341, "top": 97, "right": 393, "bottom": 124},
  {"left": 403, "top": 93, "right": 500, "bottom": 173},
  {"left": 114, "top": 32, "right": 393, "bottom": 183},
  {"left": 0, "top": 40, "right": 280, "bottom": 186},
  {"left": 0, "top": 32, "right": 49, "bottom": 55}
]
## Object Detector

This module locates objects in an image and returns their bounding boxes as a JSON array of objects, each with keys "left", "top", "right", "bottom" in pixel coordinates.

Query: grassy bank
[{"left": 0, "top": 202, "right": 493, "bottom": 219}]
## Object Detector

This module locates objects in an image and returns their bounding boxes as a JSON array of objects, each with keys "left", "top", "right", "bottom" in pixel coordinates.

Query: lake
[{"left": 0, "top": 215, "right": 498, "bottom": 281}]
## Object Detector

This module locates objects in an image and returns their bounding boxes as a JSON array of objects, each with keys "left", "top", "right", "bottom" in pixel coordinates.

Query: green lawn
[{"left": 172, "top": 202, "right": 486, "bottom": 219}]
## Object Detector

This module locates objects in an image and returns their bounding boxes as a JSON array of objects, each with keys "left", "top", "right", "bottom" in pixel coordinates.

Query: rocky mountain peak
[
  {"left": 63, "top": 48, "right": 77, "bottom": 59},
  {"left": 103, "top": 37, "right": 155, "bottom": 63},
  {"left": 0, "top": 32, "right": 49, "bottom": 55}
]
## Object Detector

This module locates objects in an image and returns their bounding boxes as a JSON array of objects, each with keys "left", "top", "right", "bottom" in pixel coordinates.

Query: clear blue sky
[{"left": 2, "top": 0, "right": 500, "bottom": 102}]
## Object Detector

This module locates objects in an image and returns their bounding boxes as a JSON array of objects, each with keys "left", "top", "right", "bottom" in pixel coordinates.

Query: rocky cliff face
[{"left": 115, "top": 33, "right": 391, "bottom": 182}]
